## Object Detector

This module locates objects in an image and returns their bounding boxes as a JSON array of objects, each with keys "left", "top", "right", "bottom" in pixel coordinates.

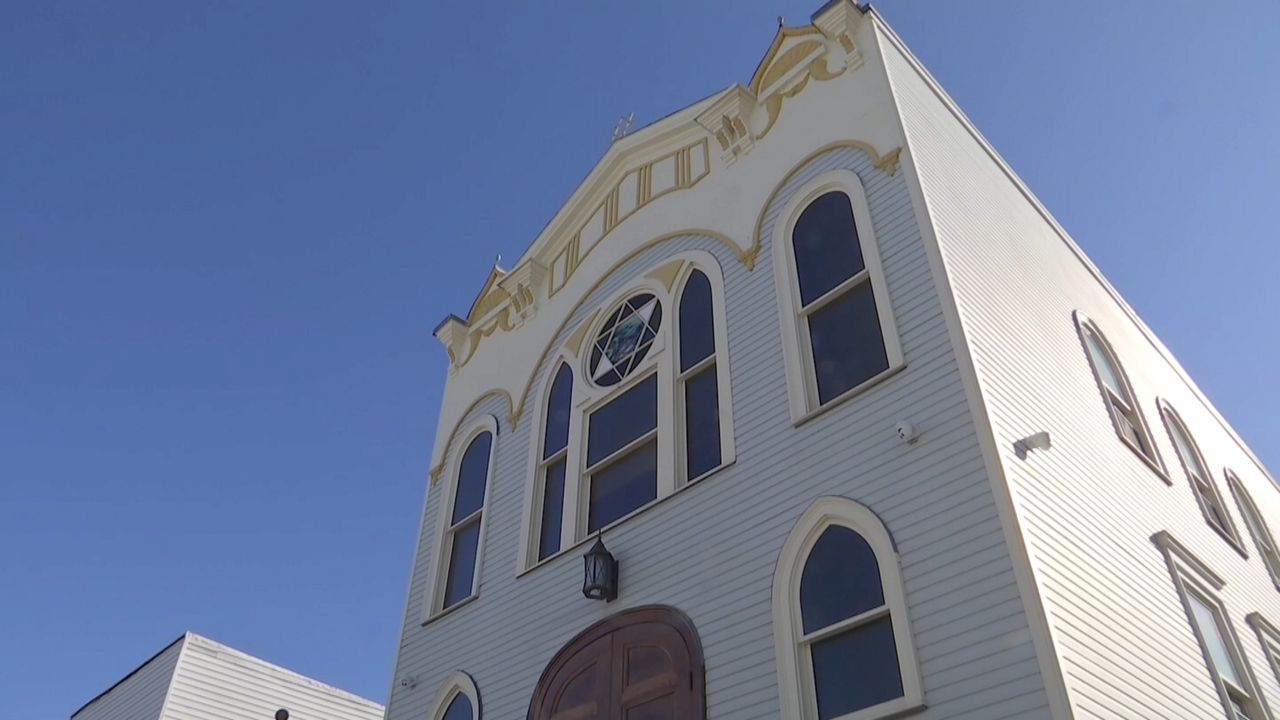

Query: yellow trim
[
  {"left": 749, "top": 26, "right": 823, "bottom": 94},
  {"left": 756, "top": 40, "right": 823, "bottom": 95},
  {"left": 429, "top": 390, "right": 515, "bottom": 485},
  {"left": 749, "top": 140, "right": 904, "bottom": 270}
]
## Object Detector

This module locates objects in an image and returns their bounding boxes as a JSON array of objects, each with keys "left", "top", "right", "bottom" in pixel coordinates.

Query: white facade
[
  {"left": 388, "top": 2, "right": 1280, "bottom": 719},
  {"left": 72, "top": 633, "right": 384, "bottom": 720}
]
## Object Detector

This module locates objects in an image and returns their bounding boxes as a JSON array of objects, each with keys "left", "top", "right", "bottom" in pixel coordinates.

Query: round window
[{"left": 588, "top": 293, "right": 663, "bottom": 387}]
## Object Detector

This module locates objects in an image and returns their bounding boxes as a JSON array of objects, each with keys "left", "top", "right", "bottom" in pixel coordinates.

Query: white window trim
[
  {"left": 1159, "top": 401, "right": 1247, "bottom": 554},
  {"left": 427, "top": 670, "right": 481, "bottom": 720},
  {"left": 1073, "top": 311, "right": 1166, "bottom": 479},
  {"left": 518, "top": 251, "right": 736, "bottom": 573},
  {"left": 422, "top": 414, "right": 498, "bottom": 623},
  {"left": 672, "top": 260, "right": 736, "bottom": 487},
  {"left": 1227, "top": 472, "right": 1280, "bottom": 592},
  {"left": 771, "top": 169, "right": 904, "bottom": 425},
  {"left": 773, "top": 496, "right": 924, "bottom": 720},
  {"left": 1248, "top": 613, "right": 1280, "bottom": 699},
  {"left": 1154, "top": 531, "right": 1271, "bottom": 720}
]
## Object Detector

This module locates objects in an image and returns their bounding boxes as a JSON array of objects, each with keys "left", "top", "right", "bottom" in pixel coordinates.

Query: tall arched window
[
  {"left": 1227, "top": 472, "right": 1280, "bottom": 589},
  {"left": 774, "top": 497, "right": 922, "bottom": 720},
  {"left": 429, "top": 418, "right": 496, "bottom": 616},
  {"left": 1076, "top": 315, "right": 1161, "bottom": 468},
  {"left": 1161, "top": 405, "right": 1242, "bottom": 549},
  {"left": 773, "top": 170, "right": 902, "bottom": 422},
  {"left": 521, "top": 252, "right": 735, "bottom": 570},
  {"left": 427, "top": 671, "right": 480, "bottom": 720},
  {"left": 536, "top": 363, "right": 573, "bottom": 562},
  {"left": 678, "top": 269, "right": 723, "bottom": 482}
]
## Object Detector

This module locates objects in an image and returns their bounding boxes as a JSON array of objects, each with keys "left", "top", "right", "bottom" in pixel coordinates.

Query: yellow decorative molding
[
  {"left": 467, "top": 265, "right": 509, "bottom": 324},
  {"left": 429, "top": 390, "right": 515, "bottom": 485},
  {"left": 749, "top": 26, "right": 823, "bottom": 94},
  {"left": 565, "top": 309, "right": 600, "bottom": 358},
  {"left": 646, "top": 259, "right": 686, "bottom": 292},
  {"left": 756, "top": 40, "right": 823, "bottom": 95},
  {"left": 748, "top": 140, "right": 905, "bottom": 272}
]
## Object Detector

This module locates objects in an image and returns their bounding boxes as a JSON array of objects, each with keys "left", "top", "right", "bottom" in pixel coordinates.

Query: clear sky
[{"left": 3, "top": 1, "right": 1278, "bottom": 718}]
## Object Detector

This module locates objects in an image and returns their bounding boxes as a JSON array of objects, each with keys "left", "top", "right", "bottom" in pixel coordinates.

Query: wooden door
[{"left": 529, "top": 606, "right": 705, "bottom": 720}]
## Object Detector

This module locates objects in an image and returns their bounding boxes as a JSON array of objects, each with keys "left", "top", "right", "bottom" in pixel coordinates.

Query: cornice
[{"left": 436, "top": 0, "right": 868, "bottom": 371}]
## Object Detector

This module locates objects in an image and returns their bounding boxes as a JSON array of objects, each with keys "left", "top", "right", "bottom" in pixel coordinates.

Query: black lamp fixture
[
  {"left": 582, "top": 533, "right": 618, "bottom": 601},
  {"left": 275, "top": 711, "right": 289, "bottom": 720}
]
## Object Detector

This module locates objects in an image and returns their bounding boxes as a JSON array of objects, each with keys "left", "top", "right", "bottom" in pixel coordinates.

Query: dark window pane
[
  {"left": 808, "top": 282, "right": 889, "bottom": 404},
  {"left": 538, "top": 459, "right": 566, "bottom": 561},
  {"left": 801, "top": 526, "right": 884, "bottom": 633},
  {"left": 793, "top": 192, "right": 865, "bottom": 306},
  {"left": 811, "top": 617, "right": 903, "bottom": 719},
  {"left": 443, "top": 519, "right": 480, "bottom": 608},
  {"left": 588, "top": 439, "right": 658, "bottom": 531},
  {"left": 679, "top": 270, "right": 716, "bottom": 372},
  {"left": 451, "top": 432, "right": 492, "bottom": 524},
  {"left": 684, "top": 366, "right": 721, "bottom": 480},
  {"left": 441, "top": 694, "right": 473, "bottom": 720},
  {"left": 590, "top": 294, "right": 662, "bottom": 387},
  {"left": 587, "top": 374, "right": 658, "bottom": 466},
  {"left": 543, "top": 364, "right": 574, "bottom": 458}
]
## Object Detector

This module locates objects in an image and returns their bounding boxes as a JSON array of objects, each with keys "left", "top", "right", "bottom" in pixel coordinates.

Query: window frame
[
  {"left": 1159, "top": 402, "right": 1247, "bottom": 554},
  {"left": 773, "top": 496, "right": 923, "bottom": 720},
  {"left": 518, "top": 252, "right": 735, "bottom": 573},
  {"left": 1248, "top": 613, "right": 1280, "bottom": 697},
  {"left": 1227, "top": 472, "right": 1280, "bottom": 592},
  {"left": 426, "top": 670, "right": 481, "bottom": 720},
  {"left": 1154, "top": 532, "right": 1270, "bottom": 720},
  {"left": 672, "top": 263, "right": 736, "bottom": 486},
  {"left": 423, "top": 415, "right": 498, "bottom": 622},
  {"left": 1073, "top": 312, "right": 1165, "bottom": 477},
  {"left": 772, "top": 169, "right": 903, "bottom": 425}
]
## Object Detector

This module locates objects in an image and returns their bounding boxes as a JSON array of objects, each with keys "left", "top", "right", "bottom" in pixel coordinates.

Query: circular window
[{"left": 588, "top": 293, "right": 663, "bottom": 387}]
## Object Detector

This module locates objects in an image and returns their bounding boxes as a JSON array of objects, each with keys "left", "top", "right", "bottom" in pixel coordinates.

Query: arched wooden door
[{"left": 528, "top": 605, "right": 705, "bottom": 720}]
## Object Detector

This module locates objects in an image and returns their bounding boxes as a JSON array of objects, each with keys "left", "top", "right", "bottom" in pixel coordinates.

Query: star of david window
[{"left": 588, "top": 293, "right": 663, "bottom": 387}]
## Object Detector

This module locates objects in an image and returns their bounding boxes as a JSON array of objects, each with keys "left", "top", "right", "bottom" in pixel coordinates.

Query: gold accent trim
[
  {"left": 466, "top": 266, "right": 509, "bottom": 324},
  {"left": 565, "top": 309, "right": 600, "bottom": 358},
  {"left": 749, "top": 26, "right": 823, "bottom": 94},
  {"left": 429, "top": 389, "right": 515, "bottom": 484},
  {"left": 748, "top": 140, "right": 905, "bottom": 270},
  {"left": 756, "top": 40, "right": 823, "bottom": 95},
  {"left": 646, "top": 259, "right": 686, "bottom": 292},
  {"left": 514, "top": 228, "right": 745, "bottom": 423},
  {"left": 838, "top": 32, "right": 854, "bottom": 53}
]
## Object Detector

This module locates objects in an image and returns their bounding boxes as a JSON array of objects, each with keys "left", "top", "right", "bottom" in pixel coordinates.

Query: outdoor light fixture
[{"left": 582, "top": 534, "right": 618, "bottom": 601}]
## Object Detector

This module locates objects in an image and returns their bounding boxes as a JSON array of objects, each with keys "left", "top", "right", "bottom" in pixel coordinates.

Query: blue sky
[{"left": 3, "top": 1, "right": 1277, "bottom": 717}]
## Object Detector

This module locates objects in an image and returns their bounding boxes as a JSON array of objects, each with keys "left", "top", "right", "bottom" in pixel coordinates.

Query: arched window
[
  {"left": 677, "top": 269, "right": 723, "bottom": 482},
  {"left": 428, "top": 671, "right": 480, "bottom": 720},
  {"left": 535, "top": 364, "right": 573, "bottom": 562},
  {"left": 1076, "top": 315, "right": 1160, "bottom": 468},
  {"left": 773, "top": 170, "right": 902, "bottom": 422},
  {"left": 429, "top": 419, "right": 496, "bottom": 616},
  {"left": 1227, "top": 473, "right": 1280, "bottom": 589},
  {"left": 774, "top": 497, "right": 922, "bottom": 720},
  {"left": 1161, "top": 405, "right": 1242, "bottom": 549},
  {"left": 521, "top": 252, "right": 734, "bottom": 570}
]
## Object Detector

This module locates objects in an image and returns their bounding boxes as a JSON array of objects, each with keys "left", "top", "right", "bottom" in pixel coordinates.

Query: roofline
[{"left": 71, "top": 633, "right": 187, "bottom": 719}]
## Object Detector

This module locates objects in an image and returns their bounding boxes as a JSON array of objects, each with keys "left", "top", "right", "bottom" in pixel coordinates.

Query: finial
[
  {"left": 612, "top": 112, "right": 635, "bottom": 142},
  {"left": 777, "top": 15, "right": 784, "bottom": 28}
]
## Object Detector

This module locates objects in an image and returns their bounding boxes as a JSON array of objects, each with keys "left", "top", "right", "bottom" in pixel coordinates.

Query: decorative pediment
[{"left": 698, "top": 4, "right": 864, "bottom": 166}]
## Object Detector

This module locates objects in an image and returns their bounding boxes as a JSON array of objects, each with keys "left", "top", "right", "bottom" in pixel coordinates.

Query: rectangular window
[
  {"left": 1248, "top": 614, "right": 1280, "bottom": 691},
  {"left": 537, "top": 459, "right": 566, "bottom": 561},
  {"left": 1156, "top": 532, "right": 1266, "bottom": 720},
  {"left": 585, "top": 375, "right": 658, "bottom": 532},
  {"left": 682, "top": 365, "right": 721, "bottom": 481}
]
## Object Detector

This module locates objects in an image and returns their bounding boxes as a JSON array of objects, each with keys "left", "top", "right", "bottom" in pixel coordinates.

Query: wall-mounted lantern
[{"left": 582, "top": 534, "right": 618, "bottom": 601}]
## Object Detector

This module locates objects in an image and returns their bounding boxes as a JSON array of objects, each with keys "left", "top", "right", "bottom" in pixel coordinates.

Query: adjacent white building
[
  {"left": 71, "top": 632, "right": 384, "bottom": 720},
  {"left": 387, "top": 1, "right": 1280, "bottom": 718}
]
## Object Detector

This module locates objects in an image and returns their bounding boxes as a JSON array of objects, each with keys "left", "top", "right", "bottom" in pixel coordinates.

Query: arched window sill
[
  {"left": 1116, "top": 434, "right": 1172, "bottom": 486},
  {"left": 421, "top": 593, "right": 478, "bottom": 628},
  {"left": 792, "top": 362, "right": 906, "bottom": 428},
  {"left": 517, "top": 457, "right": 737, "bottom": 579}
]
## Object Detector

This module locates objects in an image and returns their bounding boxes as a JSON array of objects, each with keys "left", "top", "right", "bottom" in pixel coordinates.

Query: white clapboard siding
[
  {"left": 161, "top": 634, "right": 384, "bottom": 720},
  {"left": 385, "top": 20, "right": 1053, "bottom": 713},
  {"left": 72, "top": 636, "right": 184, "bottom": 720},
  {"left": 877, "top": 10, "right": 1280, "bottom": 720}
]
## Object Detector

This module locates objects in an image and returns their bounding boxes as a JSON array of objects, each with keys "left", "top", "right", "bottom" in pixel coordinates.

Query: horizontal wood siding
[
  {"left": 880, "top": 19, "right": 1280, "bottom": 720},
  {"left": 73, "top": 637, "right": 183, "bottom": 720},
  {"left": 162, "top": 634, "right": 383, "bottom": 720},
  {"left": 387, "top": 145, "right": 1048, "bottom": 716}
]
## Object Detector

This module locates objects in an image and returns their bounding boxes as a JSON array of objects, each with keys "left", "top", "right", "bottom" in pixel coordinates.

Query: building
[
  {"left": 385, "top": 2, "right": 1280, "bottom": 718},
  {"left": 71, "top": 632, "right": 384, "bottom": 720}
]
